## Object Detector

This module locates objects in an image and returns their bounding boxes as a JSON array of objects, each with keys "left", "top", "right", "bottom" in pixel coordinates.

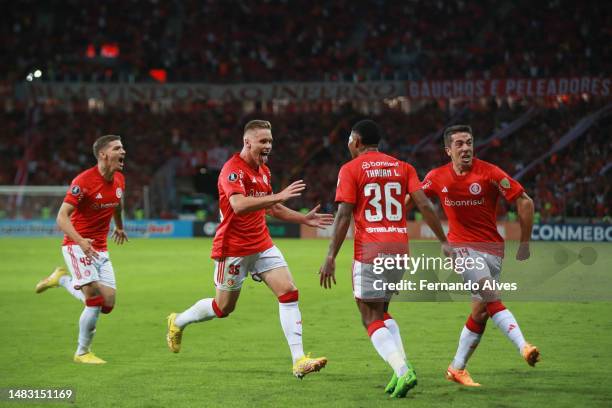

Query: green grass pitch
[{"left": 1, "top": 238, "right": 611, "bottom": 407}]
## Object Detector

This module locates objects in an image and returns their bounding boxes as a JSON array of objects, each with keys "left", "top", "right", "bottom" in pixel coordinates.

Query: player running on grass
[
  {"left": 420, "top": 124, "right": 540, "bottom": 386},
  {"left": 319, "top": 119, "right": 450, "bottom": 398},
  {"left": 35, "top": 135, "right": 128, "bottom": 364},
  {"left": 166, "top": 120, "right": 332, "bottom": 378}
]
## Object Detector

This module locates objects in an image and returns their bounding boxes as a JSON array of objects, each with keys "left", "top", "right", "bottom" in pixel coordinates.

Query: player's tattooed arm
[
  {"left": 112, "top": 202, "right": 128, "bottom": 245},
  {"left": 229, "top": 180, "right": 306, "bottom": 215},
  {"left": 515, "top": 192, "right": 534, "bottom": 260},
  {"left": 320, "top": 202, "right": 353, "bottom": 288},
  {"left": 56, "top": 202, "right": 98, "bottom": 259},
  {"left": 410, "top": 190, "right": 451, "bottom": 256},
  {"left": 268, "top": 203, "right": 334, "bottom": 228}
]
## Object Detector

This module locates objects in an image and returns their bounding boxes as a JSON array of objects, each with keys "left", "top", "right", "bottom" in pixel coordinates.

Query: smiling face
[
  {"left": 99, "top": 140, "right": 126, "bottom": 172},
  {"left": 446, "top": 132, "right": 473, "bottom": 168},
  {"left": 244, "top": 128, "right": 273, "bottom": 166}
]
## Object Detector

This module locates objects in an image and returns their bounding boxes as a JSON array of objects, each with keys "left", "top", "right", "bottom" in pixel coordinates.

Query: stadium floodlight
[{"left": 34, "top": 69, "right": 42, "bottom": 78}]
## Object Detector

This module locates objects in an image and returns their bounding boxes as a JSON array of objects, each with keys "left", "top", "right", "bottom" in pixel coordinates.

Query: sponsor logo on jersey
[
  {"left": 469, "top": 182, "right": 482, "bottom": 195},
  {"left": 96, "top": 193, "right": 103, "bottom": 199},
  {"left": 444, "top": 197, "right": 485, "bottom": 207},
  {"left": 228, "top": 172, "right": 238, "bottom": 182},
  {"left": 71, "top": 185, "right": 81, "bottom": 195},
  {"left": 263, "top": 175, "right": 268, "bottom": 185},
  {"left": 365, "top": 226, "right": 408, "bottom": 234},
  {"left": 442, "top": 186, "right": 448, "bottom": 193},
  {"left": 116, "top": 188, "right": 123, "bottom": 198},
  {"left": 500, "top": 178, "right": 511, "bottom": 189},
  {"left": 362, "top": 160, "right": 399, "bottom": 170},
  {"left": 252, "top": 177, "right": 257, "bottom": 183}
]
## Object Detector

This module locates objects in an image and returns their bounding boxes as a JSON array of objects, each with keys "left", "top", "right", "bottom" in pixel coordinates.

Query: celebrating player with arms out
[
  {"left": 319, "top": 120, "right": 450, "bottom": 398},
  {"left": 167, "top": 120, "right": 332, "bottom": 378},
  {"left": 420, "top": 125, "right": 540, "bottom": 386},
  {"left": 35, "top": 135, "right": 128, "bottom": 364}
]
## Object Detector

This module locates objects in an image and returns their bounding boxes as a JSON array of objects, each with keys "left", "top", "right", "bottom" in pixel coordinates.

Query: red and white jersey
[
  {"left": 421, "top": 158, "right": 524, "bottom": 256},
  {"left": 62, "top": 166, "right": 125, "bottom": 251},
  {"left": 211, "top": 153, "right": 274, "bottom": 259},
  {"left": 335, "top": 151, "right": 421, "bottom": 263}
]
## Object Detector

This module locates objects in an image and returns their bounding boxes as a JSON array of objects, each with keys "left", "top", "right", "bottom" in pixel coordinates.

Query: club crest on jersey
[
  {"left": 500, "top": 178, "right": 511, "bottom": 189},
  {"left": 228, "top": 172, "right": 238, "bottom": 182},
  {"left": 469, "top": 182, "right": 482, "bottom": 195},
  {"left": 116, "top": 188, "right": 123, "bottom": 198},
  {"left": 71, "top": 185, "right": 81, "bottom": 195}
]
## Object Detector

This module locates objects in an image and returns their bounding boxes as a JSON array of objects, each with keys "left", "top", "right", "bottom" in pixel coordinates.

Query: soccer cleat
[
  {"left": 446, "top": 366, "right": 481, "bottom": 387},
  {"left": 73, "top": 352, "right": 106, "bottom": 364},
  {"left": 390, "top": 367, "right": 418, "bottom": 398},
  {"left": 384, "top": 372, "right": 398, "bottom": 394},
  {"left": 522, "top": 343, "right": 541, "bottom": 367},
  {"left": 35, "top": 266, "right": 68, "bottom": 293},
  {"left": 166, "top": 313, "right": 183, "bottom": 353},
  {"left": 292, "top": 353, "right": 327, "bottom": 379}
]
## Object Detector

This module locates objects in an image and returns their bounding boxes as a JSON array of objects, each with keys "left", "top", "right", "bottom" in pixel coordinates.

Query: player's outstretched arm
[
  {"left": 56, "top": 202, "right": 98, "bottom": 259},
  {"left": 410, "top": 190, "right": 451, "bottom": 256},
  {"left": 112, "top": 202, "right": 128, "bottom": 245},
  {"left": 229, "top": 180, "right": 306, "bottom": 215},
  {"left": 320, "top": 202, "right": 353, "bottom": 289},
  {"left": 267, "top": 203, "right": 334, "bottom": 228},
  {"left": 515, "top": 192, "right": 534, "bottom": 260}
]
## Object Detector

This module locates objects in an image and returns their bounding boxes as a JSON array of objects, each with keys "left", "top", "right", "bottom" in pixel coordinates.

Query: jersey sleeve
[
  {"left": 405, "top": 163, "right": 421, "bottom": 194},
  {"left": 490, "top": 165, "right": 524, "bottom": 201},
  {"left": 420, "top": 170, "right": 438, "bottom": 198},
  {"left": 335, "top": 164, "right": 357, "bottom": 204},
  {"left": 219, "top": 165, "right": 247, "bottom": 197},
  {"left": 63, "top": 175, "right": 86, "bottom": 207}
]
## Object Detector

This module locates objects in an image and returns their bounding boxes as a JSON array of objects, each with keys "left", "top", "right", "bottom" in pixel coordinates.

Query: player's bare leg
[
  {"left": 168, "top": 289, "right": 238, "bottom": 353},
  {"left": 357, "top": 299, "right": 416, "bottom": 397},
  {"left": 73, "top": 282, "right": 115, "bottom": 364},
  {"left": 261, "top": 266, "right": 327, "bottom": 378}
]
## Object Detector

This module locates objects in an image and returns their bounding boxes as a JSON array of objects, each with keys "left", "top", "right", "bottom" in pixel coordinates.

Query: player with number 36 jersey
[{"left": 319, "top": 120, "right": 449, "bottom": 398}]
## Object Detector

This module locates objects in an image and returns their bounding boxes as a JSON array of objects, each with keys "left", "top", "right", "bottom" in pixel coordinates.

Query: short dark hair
[
  {"left": 443, "top": 125, "right": 472, "bottom": 147},
  {"left": 93, "top": 135, "right": 121, "bottom": 159},
  {"left": 244, "top": 119, "right": 271, "bottom": 134},
  {"left": 352, "top": 119, "right": 382, "bottom": 146}
]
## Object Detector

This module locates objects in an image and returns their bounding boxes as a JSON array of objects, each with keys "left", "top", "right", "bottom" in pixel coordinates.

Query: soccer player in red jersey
[
  {"left": 420, "top": 125, "right": 540, "bottom": 386},
  {"left": 319, "top": 120, "right": 450, "bottom": 398},
  {"left": 166, "top": 120, "right": 332, "bottom": 378},
  {"left": 35, "top": 135, "right": 128, "bottom": 364}
]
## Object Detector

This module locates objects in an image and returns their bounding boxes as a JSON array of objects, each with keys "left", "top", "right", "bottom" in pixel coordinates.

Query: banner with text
[{"left": 22, "top": 77, "right": 611, "bottom": 103}]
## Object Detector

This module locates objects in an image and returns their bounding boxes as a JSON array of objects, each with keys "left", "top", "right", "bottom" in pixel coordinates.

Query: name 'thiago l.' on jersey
[{"left": 335, "top": 151, "right": 421, "bottom": 263}]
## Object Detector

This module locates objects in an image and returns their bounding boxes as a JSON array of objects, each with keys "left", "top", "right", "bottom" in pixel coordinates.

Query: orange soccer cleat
[
  {"left": 522, "top": 343, "right": 541, "bottom": 367},
  {"left": 446, "top": 366, "right": 481, "bottom": 387}
]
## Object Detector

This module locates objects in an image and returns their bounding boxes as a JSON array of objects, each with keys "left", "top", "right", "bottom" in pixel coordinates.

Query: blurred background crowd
[{"left": 2, "top": 0, "right": 610, "bottom": 223}]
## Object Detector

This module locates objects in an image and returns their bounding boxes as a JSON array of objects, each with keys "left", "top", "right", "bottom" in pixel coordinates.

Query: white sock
[
  {"left": 175, "top": 298, "right": 216, "bottom": 329},
  {"left": 370, "top": 324, "right": 408, "bottom": 377},
  {"left": 491, "top": 309, "right": 527, "bottom": 352},
  {"left": 59, "top": 276, "right": 85, "bottom": 302},
  {"left": 384, "top": 317, "right": 407, "bottom": 360},
  {"left": 77, "top": 306, "right": 100, "bottom": 355},
  {"left": 451, "top": 326, "right": 483, "bottom": 369},
  {"left": 279, "top": 301, "right": 304, "bottom": 364}
]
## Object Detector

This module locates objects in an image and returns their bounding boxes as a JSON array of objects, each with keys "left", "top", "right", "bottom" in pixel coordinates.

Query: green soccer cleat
[
  {"left": 390, "top": 367, "right": 418, "bottom": 398},
  {"left": 384, "top": 372, "right": 398, "bottom": 394}
]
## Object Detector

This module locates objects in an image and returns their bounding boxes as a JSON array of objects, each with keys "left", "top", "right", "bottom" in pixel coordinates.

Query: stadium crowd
[
  {"left": 2, "top": 97, "right": 609, "bottom": 221},
  {"left": 4, "top": 0, "right": 610, "bottom": 83}
]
